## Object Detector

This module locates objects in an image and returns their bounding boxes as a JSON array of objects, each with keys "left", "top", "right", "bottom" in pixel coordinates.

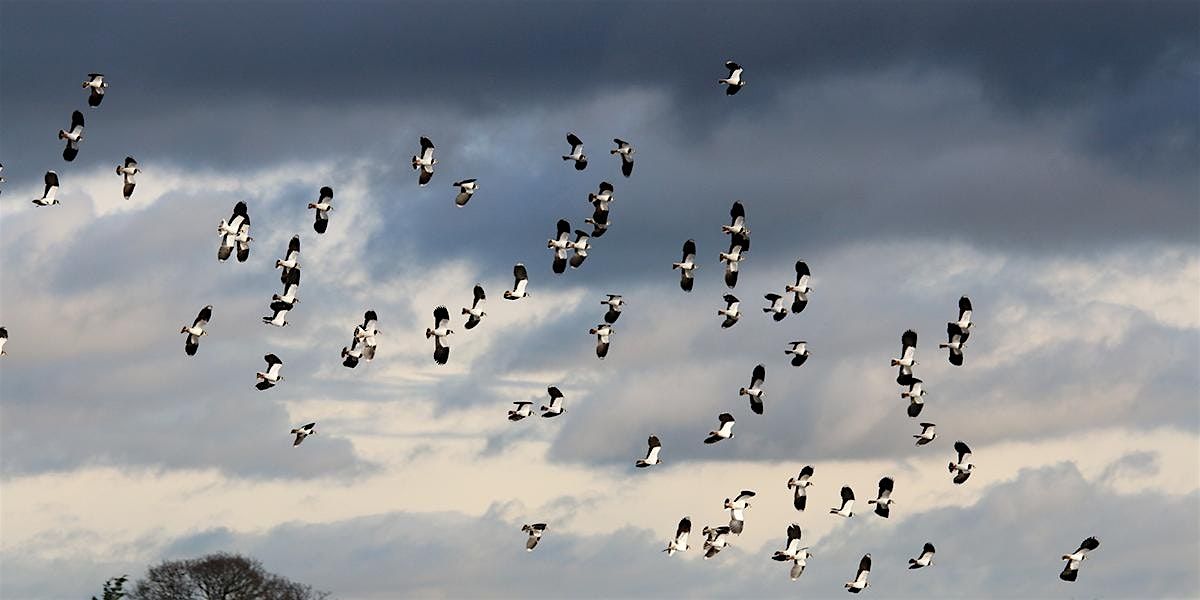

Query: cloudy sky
[{"left": 1, "top": 1, "right": 1198, "bottom": 597}]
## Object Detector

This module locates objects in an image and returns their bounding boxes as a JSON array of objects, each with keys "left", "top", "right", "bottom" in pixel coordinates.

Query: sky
[{"left": 0, "top": 0, "right": 1198, "bottom": 598}]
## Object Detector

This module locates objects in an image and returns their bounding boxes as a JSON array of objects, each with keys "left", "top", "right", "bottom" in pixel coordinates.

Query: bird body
[
  {"left": 291, "top": 422, "right": 316, "bottom": 446},
  {"left": 718, "top": 61, "right": 745, "bottom": 95},
  {"left": 867, "top": 476, "right": 895, "bottom": 518},
  {"left": 1060, "top": 536, "right": 1100, "bottom": 581},
  {"left": 180, "top": 305, "right": 212, "bottom": 356},
  {"left": 508, "top": 401, "right": 533, "bottom": 421},
  {"left": 914, "top": 422, "right": 937, "bottom": 445},
  {"left": 32, "top": 171, "right": 60, "bottom": 206},
  {"left": 788, "top": 465, "right": 814, "bottom": 511},
  {"left": 589, "top": 323, "right": 612, "bottom": 359},
  {"left": 82, "top": 73, "right": 108, "bottom": 106},
  {"left": 635, "top": 435, "right": 661, "bottom": 467},
  {"left": 718, "top": 294, "right": 741, "bottom": 328},
  {"left": 427, "top": 306, "right": 453, "bottom": 365},
  {"left": 463, "top": 284, "right": 487, "bottom": 328},
  {"left": 738, "top": 364, "right": 766, "bottom": 414},
  {"left": 949, "top": 441, "right": 974, "bottom": 484},
  {"left": 411, "top": 136, "right": 436, "bottom": 185},
  {"left": 674, "top": 239, "right": 698, "bottom": 291},
  {"left": 522, "top": 523, "right": 547, "bottom": 551},
  {"left": 664, "top": 517, "right": 690, "bottom": 556},
  {"left": 115, "top": 156, "right": 139, "bottom": 199},
  {"left": 611, "top": 138, "right": 634, "bottom": 177},
  {"left": 308, "top": 186, "right": 334, "bottom": 233},
  {"left": 503, "top": 264, "right": 529, "bottom": 300},
  {"left": 705, "top": 413, "right": 736, "bottom": 444},
  {"left": 540, "top": 386, "right": 566, "bottom": 417},
  {"left": 787, "top": 261, "right": 812, "bottom": 313},
  {"left": 909, "top": 542, "right": 935, "bottom": 569},
  {"left": 763, "top": 293, "right": 788, "bottom": 321},
  {"left": 255, "top": 354, "right": 284, "bottom": 390},
  {"left": 846, "top": 554, "right": 871, "bottom": 593},
  {"left": 452, "top": 179, "right": 477, "bottom": 207},
  {"left": 563, "top": 133, "right": 587, "bottom": 170},
  {"left": 830, "top": 485, "right": 855, "bottom": 517},
  {"left": 786, "top": 341, "right": 811, "bottom": 367}
]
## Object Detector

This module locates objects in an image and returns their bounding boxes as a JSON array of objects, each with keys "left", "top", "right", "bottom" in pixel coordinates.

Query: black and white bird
[
  {"left": 180, "top": 305, "right": 212, "bottom": 356},
  {"left": 291, "top": 422, "right": 316, "bottom": 446},
  {"left": 307, "top": 186, "right": 333, "bottom": 234},
  {"left": 548, "top": 219, "right": 572, "bottom": 274},
  {"left": 341, "top": 335, "right": 364, "bottom": 369},
  {"left": 914, "top": 422, "right": 937, "bottom": 446},
  {"left": 508, "top": 401, "right": 534, "bottom": 421},
  {"left": 950, "top": 296, "right": 974, "bottom": 339},
  {"left": 846, "top": 554, "right": 871, "bottom": 593},
  {"left": 0, "top": 163, "right": 5, "bottom": 194},
  {"left": 59, "top": 110, "right": 85, "bottom": 162},
  {"left": 563, "top": 132, "right": 587, "bottom": 170},
  {"left": 217, "top": 201, "right": 251, "bottom": 263},
  {"left": 0, "top": 326, "right": 7, "bottom": 356},
  {"left": 739, "top": 364, "right": 767, "bottom": 415},
  {"left": 787, "top": 261, "right": 812, "bottom": 313},
  {"left": 949, "top": 441, "right": 974, "bottom": 484},
  {"left": 704, "top": 413, "right": 736, "bottom": 444},
  {"left": 718, "top": 294, "right": 741, "bottom": 328},
  {"left": 353, "top": 310, "right": 380, "bottom": 361},
  {"left": 909, "top": 543, "right": 935, "bottom": 569},
  {"left": 411, "top": 136, "right": 436, "bottom": 186},
  {"left": 262, "top": 300, "right": 293, "bottom": 328},
  {"left": 569, "top": 229, "right": 590, "bottom": 269},
  {"left": 503, "top": 264, "right": 530, "bottom": 300},
  {"left": 785, "top": 341, "right": 811, "bottom": 367},
  {"left": 541, "top": 386, "right": 566, "bottom": 417},
  {"left": 718, "top": 61, "right": 745, "bottom": 95},
  {"left": 892, "top": 329, "right": 919, "bottom": 385},
  {"left": 82, "top": 73, "right": 108, "bottom": 106},
  {"left": 1060, "top": 536, "right": 1100, "bottom": 582},
  {"left": 273, "top": 268, "right": 301, "bottom": 305},
  {"left": 772, "top": 524, "right": 812, "bottom": 580},
  {"left": 255, "top": 354, "right": 284, "bottom": 390},
  {"left": 602, "top": 294, "right": 624, "bottom": 324},
  {"left": 673, "top": 239, "right": 698, "bottom": 292},
  {"left": 275, "top": 235, "right": 301, "bottom": 280},
  {"left": 589, "top": 323, "right": 612, "bottom": 359},
  {"left": 664, "top": 517, "right": 690, "bottom": 556},
  {"left": 115, "top": 156, "right": 139, "bottom": 200},
  {"left": 721, "top": 201, "right": 751, "bottom": 251},
  {"left": 635, "top": 435, "right": 662, "bottom": 467},
  {"left": 788, "top": 466, "right": 815, "bottom": 511},
  {"left": 32, "top": 171, "right": 60, "bottom": 206},
  {"left": 522, "top": 523, "right": 547, "bottom": 551},
  {"left": 462, "top": 284, "right": 487, "bottom": 329},
  {"left": 588, "top": 181, "right": 615, "bottom": 212},
  {"left": 611, "top": 138, "right": 634, "bottom": 177},
  {"left": 426, "top": 306, "right": 452, "bottom": 365},
  {"left": 902, "top": 378, "right": 926, "bottom": 417},
  {"left": 830, "top": 486, "right": 855, "bottom": 517},
  {"left": 868, "top": 477, "right": 895, "bottom": 518},
  {"left": 702, "top": 526, "right": 731, "bottom": 559},
  {"left": 941, "top": 322, "right": 967, "bottom": 366},
  {"left": 725, "top": 490, "right": 756, "bottom": 534},
  {"left": 719, "top": 238, "right": 746, "bottom": 288},
  {"left": 585, "top": 210, "right": 610, "bottom": 238},
  {"left": 763, "top": 293, "right": 788, "bottom": 321},
  {"left": 452, "top": 179, "right": 477, "bottom": 207}
]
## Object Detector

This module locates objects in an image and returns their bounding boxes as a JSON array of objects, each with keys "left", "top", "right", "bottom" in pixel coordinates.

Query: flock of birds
[{"left": 2, "top": 63, "right": 1103, "bottom": 593}]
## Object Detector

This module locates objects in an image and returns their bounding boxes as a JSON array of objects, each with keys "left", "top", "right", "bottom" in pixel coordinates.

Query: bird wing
[
  {"left": 682, "top": 239, "right": 696, "bottom": 262},
  {"left": 194, "top": 305, "right": 212, "bottom": 328},
  {"left": 901, "top": 329, "right": 918, "bottom": 353},
  {"left": 750, "top": 364, "right": 765, "bottom": 388},
  {"left": 513, "top": 263, "right": 528, "bottom": 288},
  {"left": 566, "top": 132, "right": 583, "bottom": 149},
  {"left": 725, "top": 61, "right": 741, "bottom": 74},
  {"left": 419, "top": 136, "right": 435, "bottom": 160},
  {"left": 70, "top": 110, "right": 85, "bottom": 132},
  {"left": 841, "top": 486, "right": 855, "bottom": 502},
  {"left": 878, "top": 477, "right": 894, "bottom": 499},
  {"left": 954, "top": 441, "right": 972, "bottom": 464},
  {"left": 433, "top": 306, "right": 450, "bottom": 329}
]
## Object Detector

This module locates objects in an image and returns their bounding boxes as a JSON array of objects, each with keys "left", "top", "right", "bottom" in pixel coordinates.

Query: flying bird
[
  {"left": 635, "top": 435, "right": 662, "bottom": 467},
  {"left": 588, "top": 181, "right": 615, "bottom": 212},
  {"left": 341, "top": 334, "right": 364, "bottom": 368},
  {"left": 673, "top": 239, "right": 698, "bottom": 291},
  {"left": 725, "top": 490, "right": 755, "bottom": 534},
  {"left": 522, "top": 523, "right": 547, "bottom": 551},
  {"left": 569, "top": 229, "right": 590, "bottom": 269},
  {"left": 503, "top": 264, "right": 529, "bottom": 300},
  {"left": 914, "top": 422, "right": 937, "bottom": 446},
  {"left": 602, "top": 294, "right": 624, "bottom": 324},
  {"left": 411, "top": 136, "right": 436, "bottom": 185},
  {"left": 902, "top": 378, "right": 926, "bottom": 417},
  {"left": 719, "top": 238, "right": 746, "bottom": 288},
  {"left": 217, "top": 201, "right": 251, "bottom": 263},
  {"left": 611, "top": 138, "right": 634, "bottom": 177},
  {"left": 785, "top": 341, "right": 811, "bottom": 367},
  {"left": 664, "top": 517, "right": 690, "bottom": 556},
  {"left": 462, "top": 284, "right": 487, "bottom": 329},
  {"left": 255, "top": 354, "right": 284, "bottom": 390},
  {"left": 787, "top": 465, "right": 814, "bottom": 511},
  {"left": 508, "top": 401, "right": 534, "bottom": 421},
  {"left": 868, "top": 477, "right": 895, "bottom": 518},
  {"left": 262, "top": 300, "right": 293, "bottom": 327},
  {"left": 82, "top": 73, "right": 108, "bottom": 106},
  {"left": 718, "top": 294, "right": 741, "bottom": 328},
  {"left": 584, "top": 211, "right": 610, "bottom": 238},
  {"left": 548, "top": 219, "right": 572, "bottom": 274},
  {"left": 59, "top": 110, "right": 85, "bottom": 161},
  {"left": 846, "top": 554, "right": 871, "bottom": 593},
  {"left": 307, "top": 186, "right": 333, "bottom": 234},
  {"left": 273, "top": 268, "right": 301, "bottom": 305},
  {"left": 721, "top": 201, "right": 751, "bottom": 251},
  {"left": 0, "top": 327, "right": 6, "bottom": 356},
  {"left": 788, "top": 261, "right": 812, "bottom": 313},
  {"left": 941, "top": 322, "right": 967, "bottom": 366},
  {"left": 739, "top": 364, "right": 766, "bottom": 415},
  {"left": 892, "top": 329, "right": 918, "bottom": 385},
  {"left": 718, "top": 61, "right": 745, "bottom": 95},
  {"left": 1060, "top": 536, "right": 1100, "bottom": 582},
  {"left": 275, "top": 235, "right": 301, "bottom": 281},
  {"left": 426, "top": 306, "right": 453, "bottom": 365},
  {"left": 772, "top": 524, "right": 812, "bottom": 580},
  {"left": 32, "top": 171, "right": 60, "bottom": 206},
  {"left": 949, "top": 441, "right": 974, "bottom": 484},
  {"left": 563, "top": 132, "right": 587, "bottom": 170},
  {"left": 452, "top": 179, "right": 477, "bottom": 207},
  {"left": 704, "top": 413, "right": 736, "bottom": 444},
  {"left": 909, "top": 543, "right": 935, "bottom": 569},
  {"left": 950, "top": 296, "right": 974, "bottom": 340},
  {"left": 353, "top": 310, "right": 380, "bottom": 361},
  {"left": 291, "top": 422, "right": 316, "bottom": 446},
  {"left": 541, "top": 386, "right": 566, "bottom": 417},
  {"left": 115, "top": 156, "right": 139, "bottom": 199},
  {"left": 830, "top": 486, "right": 855, "bottom": 517},
  {"left": 589, "top": 323, "right": 612, "bottom": 359},
  {"left": 180, "top": 305, "right": 212, "bottom": 356},
  {"left": 702, "top": 526, "right": 731, "bottom": 559},
  {"left": 763, "top": 293, "right": 788, "bottom": 321}
]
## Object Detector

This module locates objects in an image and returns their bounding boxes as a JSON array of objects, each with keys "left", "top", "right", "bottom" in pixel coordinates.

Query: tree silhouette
[{"left": 127, "top": 552, "right": 328, "bottom": 600}]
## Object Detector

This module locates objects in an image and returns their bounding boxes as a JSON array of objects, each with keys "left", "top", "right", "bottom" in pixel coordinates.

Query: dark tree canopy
[{"left": 128, "top": 552, "right": 328, "bottom": 600}]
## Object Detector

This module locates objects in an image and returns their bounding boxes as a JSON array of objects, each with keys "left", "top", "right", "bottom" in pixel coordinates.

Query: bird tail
[
  {"left": 425, "top": 328, "right": 433, "bottom": 338},
  {"left": 938, "top": 343, "right": 950, "bottom": 348},
  {"left": 562, "top": 155, "right": 572, "bottom": 161},
  {"left": 411, "top": 155, "right": 420, "bottom": 169},
  {"left": 908, "top": 559, "right": 919, "bottom": 568},
  {"left": 948, "top": 462, "right": 956, "bottom": 472},
  {"left": 787, "top": 477, "right": 796, "bottom": 489},
  {"left": 738, "top": 387, "right": 747, "bottom": 395},
  {"left": 671, "top": 262, "right": 682, "bottom": 270},
  {"left": 461, "top": 308, "right": 470, "bottom": 315},
  {"left": 890, "top": 359, "right": 900, "bottom": 366}
]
